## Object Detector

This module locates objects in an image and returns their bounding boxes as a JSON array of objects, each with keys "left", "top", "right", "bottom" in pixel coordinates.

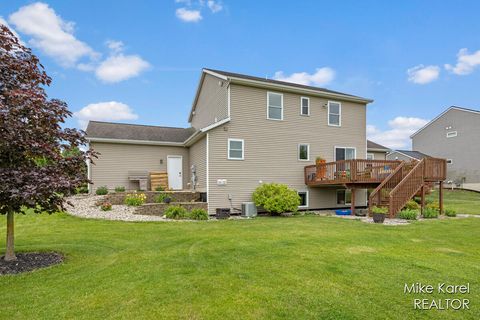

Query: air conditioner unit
[{"left": 241, "top": 202, "right": 257, "bottom": 218}]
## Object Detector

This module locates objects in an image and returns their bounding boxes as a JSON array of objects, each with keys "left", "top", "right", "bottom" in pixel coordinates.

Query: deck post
[
  {"left": 350, "top": 188, "right": 355, "bottom": 215},
  {"left": 439, "top": 181, "right": 444, "bottom": 215},
  {"left": 421, "top": 184, "right": 425, "bottom": 215}
]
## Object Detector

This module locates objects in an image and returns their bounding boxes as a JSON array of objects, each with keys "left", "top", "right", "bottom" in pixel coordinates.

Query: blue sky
[{"left": 1, "top": 1, "right": 480, "bottom": 148}]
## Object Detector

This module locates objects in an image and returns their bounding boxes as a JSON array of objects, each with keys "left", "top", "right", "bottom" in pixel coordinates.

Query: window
[
  {"left": 328, "top": 101, "right": 341, "bottom": 126},
  {"left": 367, "top": 153, "right": 375, "bottom": 160},
  {"left": 446, "top": 131, "right": 457, "bottom": 138},
  {"left": 300, "top": 97, "right": 310, "bottom": 116},
  {"left": 298, "top": 144, "right": 310, "bottom": 161},
  {"left": 337, "top": 189, "right": 352, "bottom": 205},
  {"left": 447, "top": 159, "right": 453, "bottom": 164},
  {"left": 228, "top": 139, "right": 244, "bottom": 160},
  {"left": 267, "top": 92, "right": 283, "bottom": 120},
  {"left": 298, "top": 191, "right": 309, "bottom": 207},
  {"left": 335, "top": 147, "right": 356, "bottom": 161}
]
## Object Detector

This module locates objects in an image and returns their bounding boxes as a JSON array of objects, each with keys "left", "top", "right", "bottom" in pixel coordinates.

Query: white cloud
[
  {"left": 367, "top": 116, "right": 429, "bottom": 149},
  {"left": 105, "top": 40, "right": 124, "bottom": 54},
  {"left": 176, "top": 8, "right": 202, "bottom": 22},
  {"left": 273, "top": 67, "right": 335, "bottom": 87},
  {"left": 445, "top": 48, "right": 480, "bottom": 75},
  {"left": 95, "top": 54, "right": 150, "bottom": 83},
  {"left": 407, "top": 65, "right": 440, "bottom": 84},
  {"left": 74, "top": 101, "right": 138, "bottom": 129},
  {"left": 207, "top": 0, "right": 223, "bottom": 13},
  {"left": 8, "top": 2, "right": 97, "bottom": 67}
]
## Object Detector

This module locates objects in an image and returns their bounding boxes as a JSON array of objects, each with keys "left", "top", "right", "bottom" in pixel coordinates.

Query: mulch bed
[{"left": 0, "top": 252, "right": 64, "bottom": 275}]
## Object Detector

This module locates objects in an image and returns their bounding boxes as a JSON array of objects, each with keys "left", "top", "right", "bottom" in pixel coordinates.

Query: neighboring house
[
  {"left": 87, "top": 68, "right": 446, "bottom": 216},
  {"left": 367, "top": 140, "right": 390, "bottom": 160},
  {"left": 411, "top": 106, "right": 480, "bottom": 190},
  {"left": 386, "top": 150, "right": 430, "bottom": 162}
]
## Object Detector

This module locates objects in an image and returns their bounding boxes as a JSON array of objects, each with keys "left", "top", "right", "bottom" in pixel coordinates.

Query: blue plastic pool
[{"left": 335, "top": 209, "right": 351, "bottom": 215}]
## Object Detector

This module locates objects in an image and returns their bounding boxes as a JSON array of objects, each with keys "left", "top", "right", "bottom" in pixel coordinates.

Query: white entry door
[{"left": 167, "top": 155, "right": 183, "bottom": 190}]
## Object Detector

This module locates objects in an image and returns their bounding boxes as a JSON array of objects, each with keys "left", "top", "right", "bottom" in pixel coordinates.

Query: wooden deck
[
  {"left": 305, "top": 158, "right": 447, "bottom": 217},
  {"left": 304, "top": 160, "right": 402, "bottom": 186}
]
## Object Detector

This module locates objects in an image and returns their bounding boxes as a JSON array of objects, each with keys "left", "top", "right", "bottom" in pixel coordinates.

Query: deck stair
[{"left": 368, "top": 158, "right": 446, "bottom": 217}]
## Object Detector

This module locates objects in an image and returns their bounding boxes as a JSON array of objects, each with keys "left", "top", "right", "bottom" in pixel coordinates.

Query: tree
[{"left": 0, "top": 25, "right": 97, "bottom": 261}]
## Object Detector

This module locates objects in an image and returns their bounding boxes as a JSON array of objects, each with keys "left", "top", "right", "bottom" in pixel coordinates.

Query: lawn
[
  {"left": 426, "top": 189, "right": 480, "bottom": 215},
  {"left": 0, "top": 214, "right": 479, "bottom": 320}
]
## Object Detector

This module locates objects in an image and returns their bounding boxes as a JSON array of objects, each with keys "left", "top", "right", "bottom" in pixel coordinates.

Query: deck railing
[
  {"left": 424, "top": 158, "right": 447, "bottom": 181},
  {"left": 305, "top": 160, "right": 401, "bottom": 185}
]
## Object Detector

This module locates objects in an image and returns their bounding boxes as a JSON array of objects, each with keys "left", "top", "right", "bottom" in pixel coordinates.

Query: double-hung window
[
  {"left": 228, "top": 139, "right": 244, "bottom": 160},
  {"left": 328, "top": 101, "right": 341, "bottom": 126},
  {"left": 267, "top": 92, "right": 283, "bottom": 120},
  {"left": 298, "top": 144, "right": 309, "bottom": 161},
  {"left": 300, "top": 97, "right": 310, "bottom": 116}
]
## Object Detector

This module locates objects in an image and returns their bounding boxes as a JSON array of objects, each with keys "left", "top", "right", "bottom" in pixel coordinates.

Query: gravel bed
[{"left": 66, "top": 195, "right": 169, "bottom": 222}]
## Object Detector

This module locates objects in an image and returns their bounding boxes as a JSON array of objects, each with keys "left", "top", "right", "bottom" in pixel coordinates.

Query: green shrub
[
  {"left": 154, "top": 193, "right": 174, "bottom": 203},
  {"left": 371, "top": 206, "right": 388, "bottom": 214},
  {"left": 426, "top": 201, "right": 440, "bottom": 211},
  {"left": 164, "top": 205, "right": 188, "bottom": 219},
  {"left": 124, "top": 192, "right": 146, "bottom": 206},
  {"left": 445, "top": 208, "right": 457, "bottom": 217},
  {"left": 75, "top": 184, "right": 89, "bottom": 194},
  {"left": 114, "top": 186, "right": 125, "bottom": 192},
  {"left": 155, "top": 186, "right": 164, "bottom": 192},
  {"left": 100, "top": 202, "right": 112, "bottom": 211},
  {"left": 403, "top": 199, "right": 420, "bottom": 210},
  {"left": 252, "top": 183, "right": 300, "bottom": 215},
  {"left": 189, "top": 208, "right": 208, "bottom": 220},
  {"left": 96, "top": 186, "right": 108, "bottom": 195},
  {"left": 398, "top": 209, "right": 418, "bottom": 220},
  {"left": 422, "top": 207, "right": 439, "bottom": 219}
]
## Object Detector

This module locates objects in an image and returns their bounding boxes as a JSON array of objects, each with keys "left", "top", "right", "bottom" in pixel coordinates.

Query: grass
[
  {"left": 426, "top": 189, "right": 480, "bottom": 215},
  {"left": 0, "top": 213, "right": 479, "bottom": 319}
]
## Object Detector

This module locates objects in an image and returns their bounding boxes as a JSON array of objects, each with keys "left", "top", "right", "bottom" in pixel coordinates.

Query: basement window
[{"left": 298, "top": 191, "right": 309, "bottom": 207}]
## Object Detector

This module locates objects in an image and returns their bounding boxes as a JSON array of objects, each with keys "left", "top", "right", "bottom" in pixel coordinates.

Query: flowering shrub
[
  {"left": 124, "top": 192, "right": 146, "bottom": 206},
  {"left": 100, "top": 202, "right": 112, "bottom": 211}
]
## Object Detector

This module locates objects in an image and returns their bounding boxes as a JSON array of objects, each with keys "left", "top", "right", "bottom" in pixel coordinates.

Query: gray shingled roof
[
  {"left": 367, "top": 140, "right": 390, "bottom": 151},
  {"left": 395, "top": 150, "right": 431, "bottom": 160},
  {"left": 204, "top": 68, "right": 370, "bottom": 101},
  {"left": 86, "top": 121, "right": 196, "bottom": 143}
]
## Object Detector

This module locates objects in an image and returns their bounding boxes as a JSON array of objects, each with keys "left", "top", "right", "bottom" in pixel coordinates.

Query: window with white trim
[
  {"left": 228, "top": 139, "right": 244, "bottom": 160},
  {"left": 367, "top": 153, "right": 375, "bottom": 160},
  {"left": 335, "top": 147, "right": 356, "bottom": 161},
  {"left": 328, "top": 101, "right": 341, "bottom": 126},
  {"left": 446, "top": 131, "right": 457, "bottom": 138},
  {"left": 267, "top": 92, "right": 283, "bottom": 120},
  {"left": 337, "top": 189, "right": 352, "bottom": 205},
  {"left": 298, "top": 144, "right": 309, "bottom": 161},
  {"left": 300, "top": 97, "right": 310, "bottom": 116},
  {"left": 298, "top": 191, "right": 309, "bottom": 207}
]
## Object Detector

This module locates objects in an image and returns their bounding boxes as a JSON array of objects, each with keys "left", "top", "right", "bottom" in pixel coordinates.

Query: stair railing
[
  {"left": 369, "top": 162, "right": 406, "bottom": 211},
  {"left": 388, "top": 159, "right": 425, "bottom": 217}
]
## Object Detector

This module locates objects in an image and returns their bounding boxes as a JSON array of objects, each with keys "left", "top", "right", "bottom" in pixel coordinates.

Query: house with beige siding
[
  {"left": 367, "top": 140, "right": 390, "bottom": 160},
  {"left": 87, "top": 68, "right": 446, "bottom": 216}
]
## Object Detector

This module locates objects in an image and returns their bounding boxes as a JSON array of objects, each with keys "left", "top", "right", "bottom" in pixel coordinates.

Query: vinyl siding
[
  {"left": 368, "top": 151, "right": 387, "bottom": 160},
  {"left": 188, "top": 136, "right": 207, "bottom": 192},
  {"left": 191, "top": 74, "right": 228, "bottom": 130},
  {"left": 207, "top": 83, "right": 367, "bottom": 214},
  {"left": 90, "top": 142, "right": 190, "bottom": 191},
  {"left": 386, "top": 151, "right": 415, "bottom": 162},
  {"left": 412, "top": 108, "right": 480, "bottom": 183}
]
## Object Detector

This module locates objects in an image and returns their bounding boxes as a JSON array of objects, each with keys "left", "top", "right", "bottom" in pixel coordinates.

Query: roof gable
[{"left": 411, "top": 106, "right": 480, "bottom": 138}]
